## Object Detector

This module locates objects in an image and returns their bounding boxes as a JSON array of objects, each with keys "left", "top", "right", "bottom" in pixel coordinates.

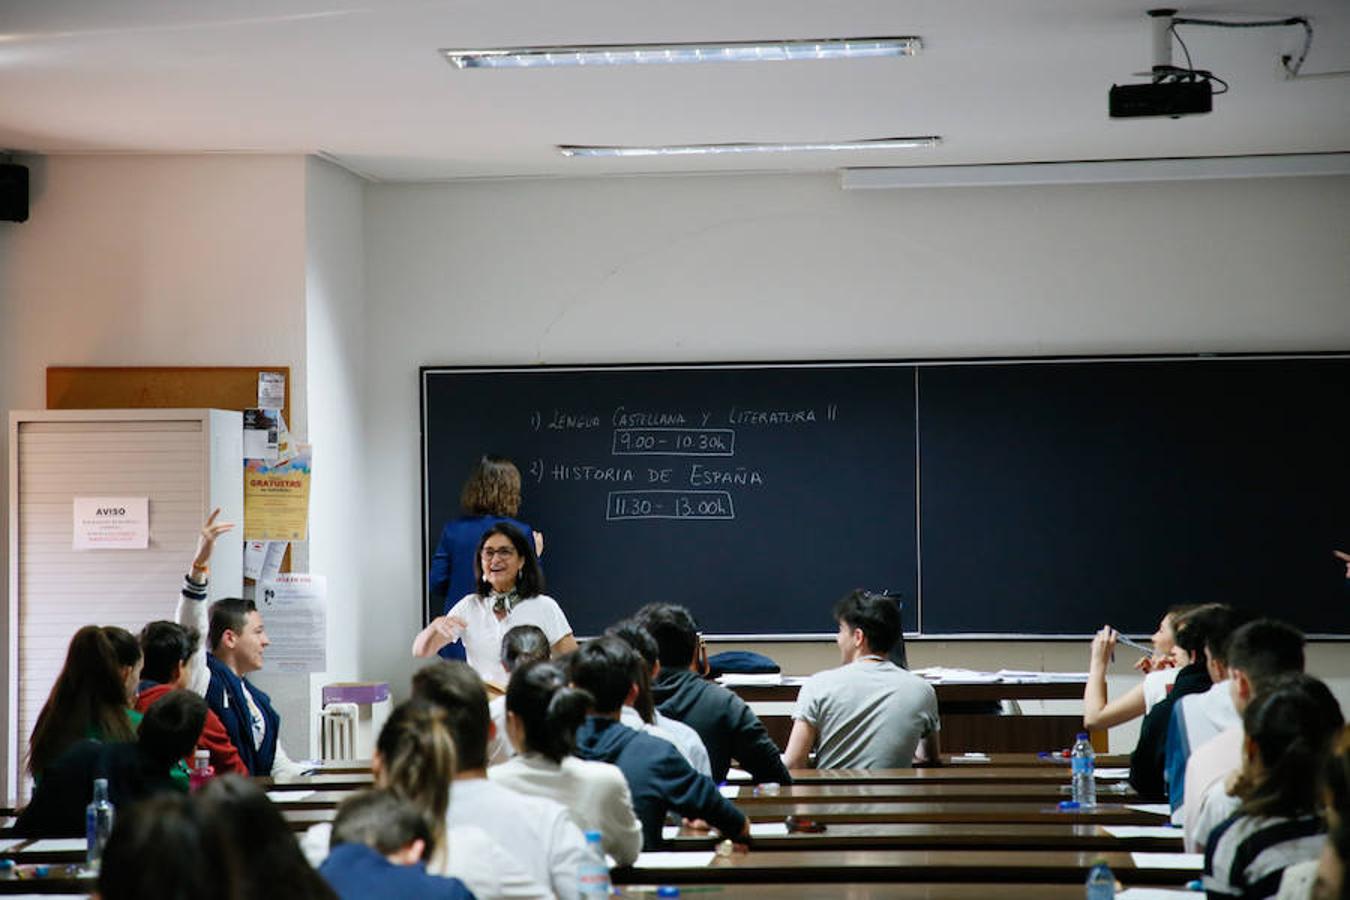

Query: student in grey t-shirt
[{"left": 782, "top": 591, "right": 940, "bottom": 770}]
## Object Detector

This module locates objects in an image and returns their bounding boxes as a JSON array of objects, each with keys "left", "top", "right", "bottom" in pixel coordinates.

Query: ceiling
[{"left": 1, "top": 0, "right": 1347, "bottom": 181}]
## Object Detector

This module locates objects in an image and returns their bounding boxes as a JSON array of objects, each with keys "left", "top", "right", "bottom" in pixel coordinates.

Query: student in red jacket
[{"left": 136, "top": 619, "right": 248, "bottom": 775}]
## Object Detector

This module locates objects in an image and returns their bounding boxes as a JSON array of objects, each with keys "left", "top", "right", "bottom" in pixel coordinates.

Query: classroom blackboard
[{"left": 422, "top": 356, "right": 1350, "bottom": 638}]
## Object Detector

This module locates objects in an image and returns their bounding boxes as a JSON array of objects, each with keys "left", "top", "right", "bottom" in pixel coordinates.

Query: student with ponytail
[
  {"left": 1203, "top": 673, "right": 1345, "bottom": 899},
  {"left": 302, "top": 699, "right": 548, "bottom": 899},
  {"left": 489, "top": 660, "right": 643, "bottom": 867}
]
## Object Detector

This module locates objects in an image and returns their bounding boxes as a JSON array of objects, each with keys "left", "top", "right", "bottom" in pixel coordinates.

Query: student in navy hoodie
[
  {"left": 320, "top": 789, "right": 475, "bottom": 900},
  {"left": 569, "top": 636, "right": 750, "bottom": 851}
]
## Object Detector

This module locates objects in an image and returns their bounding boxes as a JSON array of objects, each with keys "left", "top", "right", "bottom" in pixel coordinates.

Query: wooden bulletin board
[
  {"left": 47, "top": 366, "right": 291, "bottom": 431},
  {"left": 47, "top": 365, "right": 294, "bottom": 576}
]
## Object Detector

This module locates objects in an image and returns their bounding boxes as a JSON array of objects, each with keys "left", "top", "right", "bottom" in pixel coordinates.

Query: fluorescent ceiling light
[
  {"left": 839, "top": 152, "right": 1350, "bottom": 188},
  {"left": 442, "top": 38, "right": 920, "bottom": 69},
  {"left": 559, "top": 137, "right": 941, "bottom": 158}
]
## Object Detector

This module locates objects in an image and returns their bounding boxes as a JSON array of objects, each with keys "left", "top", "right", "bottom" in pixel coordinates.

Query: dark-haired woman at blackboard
[
  {"left": 424, "top": 455, "right": 545, "bottom": 661},
  {"left": 413, "top": 523, "right": 577, "bottom": 687}
]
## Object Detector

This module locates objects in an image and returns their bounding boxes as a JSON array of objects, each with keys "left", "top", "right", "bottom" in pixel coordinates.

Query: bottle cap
[
  {"left": 195, "top": 749, "right": 210, "bottom": 761},
  {"left": 1057, "top": 800, "right": 1081, "bottom": 810},
  {"left": 657, "top": 888, "right": 680, "bottom": 898},
  {"left": 1075, "top": 732, "right": 1088, "bottom": 740},
  {"left": 584, "top": 830, "right": 602, "bottom": 842}
]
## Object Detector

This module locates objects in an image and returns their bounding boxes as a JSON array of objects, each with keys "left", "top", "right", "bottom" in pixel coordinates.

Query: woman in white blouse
[
  {"left": 489, "top": 661, "right": 643, "bottom": 867},
  {"left": 413, "top": 523, "right": 577, "bottom": 686}
]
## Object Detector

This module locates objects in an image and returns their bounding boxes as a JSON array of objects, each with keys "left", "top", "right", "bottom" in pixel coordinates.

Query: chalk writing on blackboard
[
  {"left": 612, "top": 428, "right": 735, "bottom": 456},
  {"left": 606, "top": 490, "right": 735, "bottom": 521}
]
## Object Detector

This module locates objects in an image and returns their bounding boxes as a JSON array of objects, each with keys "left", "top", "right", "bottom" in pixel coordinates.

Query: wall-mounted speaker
[{"left": 0, "top": 164, "right": 29, "bottom": 222}]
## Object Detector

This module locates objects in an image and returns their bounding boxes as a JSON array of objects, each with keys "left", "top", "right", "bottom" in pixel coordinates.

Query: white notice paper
[
  {"left": 749, "top": 822, "right": 790, "bottom": 837},
  {"left": 265, "top": 790, "right": 316, "bottom": 803},
  {"left": 1095, "top": 767, "right": 1132, "bottom": 779},
  {"left": 243, "top": 408, "right": 281, "bottom": 461},
  {"left": 258, "top": 371, "right": 286, "bottom": 408},
  {"left": 244, "top": 540, "right": 287, "bottom": 582},
  {"left": 258, "top": 574, "right": 327, "bottom": 673},
  {"left": 1130, "top": 852, "right": 1203, "bottom": 870},
  {"left": 0, "top": 838, "right": 23, "bottom": 852},
  {"left": 72, "top": 497, "right": 148, "bottom": 550},
  {"left": 718, "top": 784, "right": 740, "bottom": 799},
  {"left": 634, "top": 852, "right": 716, "bottom": 869}
]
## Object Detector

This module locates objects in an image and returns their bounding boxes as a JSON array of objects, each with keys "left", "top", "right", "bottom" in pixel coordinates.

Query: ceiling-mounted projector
[
  {"left": 1109, "top": 9, "right": 1213, "bottom": 119},
  {"left": 1109, "top": 81, "right": 1212, "bottom": 118},
  {"left": 1109, "top": 8, "right": 1317, "bottom": 119}
]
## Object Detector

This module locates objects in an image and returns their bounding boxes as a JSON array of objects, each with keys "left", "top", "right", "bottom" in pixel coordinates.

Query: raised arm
[
  {"left": 177, "top": 509, "right": 234, "bottom": 696},
  {"left": 1083, "top": 625, "right": 1146, "bottom": 730}
]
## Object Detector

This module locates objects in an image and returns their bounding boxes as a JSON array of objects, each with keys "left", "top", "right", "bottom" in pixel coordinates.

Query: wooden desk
[
  {"left": 740, "top": 801, "right": 1168, "bottom": 826},
  {"left": 612, "top": 885, "right": 1093, "bottom": 899},
  {"left": 725, "top": 783, "right": 1136, "bottom": 805},
  {"left": 671, "top": 822, "right": 1182, "bottom": 853},
  {"left": 729, "top": 677, "right": 1099, "bottom": 754},
  {"left": 614, "top": 848, "right": 1196, "bottom": 886},
  {"left": 783, "top": 762, "right": 1129, "bottom": 784}
]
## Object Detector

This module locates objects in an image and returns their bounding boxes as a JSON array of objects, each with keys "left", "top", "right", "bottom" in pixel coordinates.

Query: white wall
[
  {"left": 3, "top": 160, "right": 1348, "bottom": 765},
  {"left": 297, "top": 156, "right": 368, "bottom": 755},
  {"left": 363, "top": 172, "right": 1350, "bottom": 750},
  {"left": 0, "top": 154, "right": 310, "bottom": 771}
]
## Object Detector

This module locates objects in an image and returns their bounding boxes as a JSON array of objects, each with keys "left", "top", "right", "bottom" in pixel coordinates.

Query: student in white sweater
[
  {"left": 300, "top": 699, "right": 550, "bottom": 900},
  {"left": 487, "top": 624, "right": 553, "bottom": 766},
  {"left": 414, "top": 661, "right": 589, "bottom": 900},
  {"left": 490, "top": 661, "right": 643, "bottom": 867}
]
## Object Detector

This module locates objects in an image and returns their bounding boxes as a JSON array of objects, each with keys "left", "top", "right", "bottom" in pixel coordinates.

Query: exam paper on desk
[
  {"left": 1130, "top": 852, "right": 1203, "bottom": 869},
  {"left": 266, "top": 790, "right": 316, "bottom": 803},
  {"left": 1104, "top": 826, "right": 1185, "bottom": 839},
  {"left": 634, "top": 851, "right": 716, "bottom": 869}
]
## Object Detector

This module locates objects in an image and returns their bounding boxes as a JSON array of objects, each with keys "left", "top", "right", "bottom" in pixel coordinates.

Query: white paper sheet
[
  {"left": 1104, "top": 826, "right": 1185, "bottom": 839},
  {"left": 244, "top": 540, "right": 287, "bottom": 582},
  {"left": 243, "top": 408, "right": 281, "bottom": 460},
  {"left": 635, "top": 852, "right": 716, "bottom": 869},
  {"left": 72, "top": 496, "right": 148, "bottom": 550},
  {"left": 1095, "top": 767, "right": 1132, "bottom": 779},
  {"left": 22, "top": 838, "right": 87, "bottom": 852},
  {"left": 1116, "top": 890, "right": 1196, "bottom": 899},
  {"left": 718, "top": 673, "right": 783, "bottom": 686},
  {"left": 1130, "top": 852, "right": 1203, "bottom": 870},
  {"left": 749, "top": 822, "right": 789, "bottom": 837},
  {"left": 724, "top": 767, "right": 751, "bottom": 782},
  {"left": 266, "top": 790, "right": 316, "bottom": 803},
  {"left": 1125, "top": 803, "right": 1172, "bottom": 816},
  {"left": 718, "top": 784, "right": 740, "bottom": 799},
  {"left": 0, "top": 838, "right": 24, "bottom": 852},
  {"left": 258, "top": 371, "right": 286, "bottom": 408},
  {"left": 258, "top": 573, "right": 327, "bottom": 673}
]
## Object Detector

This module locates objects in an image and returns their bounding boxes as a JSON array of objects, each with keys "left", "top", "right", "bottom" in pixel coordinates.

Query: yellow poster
[{"left": 244, "top": 444, "right": 311, "bottom": 541}]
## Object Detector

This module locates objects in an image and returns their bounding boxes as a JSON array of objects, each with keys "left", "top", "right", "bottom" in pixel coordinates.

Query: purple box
[{"left": 322, "top": 682, "right": 390, "bottom": 706}]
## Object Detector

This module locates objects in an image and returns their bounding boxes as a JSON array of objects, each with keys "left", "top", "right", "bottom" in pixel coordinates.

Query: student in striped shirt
[{"left": 1204, "top": 674, "right": 1344, "bottom": 899}]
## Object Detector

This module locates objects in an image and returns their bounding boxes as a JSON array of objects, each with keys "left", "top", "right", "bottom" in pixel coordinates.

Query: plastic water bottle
[
  {"left": 1085, "top": 859, "right": 1115, "bottom": 899},
  {"left": 85, "top": 778, "right": 115, "bottom": 871},
  {"left": 189, "top": 749, "right": 215, "bottom": 791},
  {"left": 577, "top": 830, "right": 611, "bottom": 896},
  {"left": 1071, "top": 732, "right": 1097, "bottom": 808}
]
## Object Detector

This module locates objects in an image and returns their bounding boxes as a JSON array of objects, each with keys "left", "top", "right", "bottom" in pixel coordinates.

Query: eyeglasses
[{"left": 481, "top": 546, "right": 518, "bottom": 560}]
